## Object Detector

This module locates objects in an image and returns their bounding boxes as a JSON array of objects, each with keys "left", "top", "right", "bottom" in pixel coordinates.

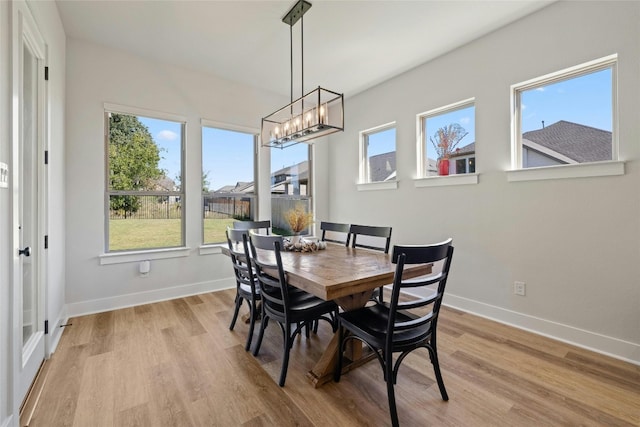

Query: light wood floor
[{"left": 28, "top": 289, "right": 639, "bottom": 426}]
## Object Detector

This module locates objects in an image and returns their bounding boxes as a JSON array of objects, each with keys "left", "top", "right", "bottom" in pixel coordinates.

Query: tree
[
  {"left": 108, "top": 113, "right": 164, "bottom": 217},
  {"left": 429, "top": 123, "right": 469, "bottom": 160}
]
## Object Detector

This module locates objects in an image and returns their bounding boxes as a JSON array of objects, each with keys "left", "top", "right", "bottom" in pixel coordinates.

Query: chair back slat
[
  {"left": 248, "top": 232, "right": 289, "bottom": 317},
  {"left": 349, "top": 224, "right": 392, "bottom": 253},
  {"left": 320, "top": 221, "right": 351, "bottom": 245},
  {"left": 234, "top": 220, "right": 271, "bottom": 235},
  {"left": 387, "top": 239, "right": 454, "bottom": 345},
  {"left": 226, "top": 228, "right": 257, "bottom": 295}
]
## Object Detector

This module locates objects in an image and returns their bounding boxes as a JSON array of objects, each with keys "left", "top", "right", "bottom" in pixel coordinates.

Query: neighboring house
[
  {"left": 153, "top": 176, "right": 181, "bottom": 204},
  {"left": 448, "top": 142, "right": 476, "bottom": 174},
  {"left": 521, "top": 120, "right": 611, "bottom": 167},
  {"left": 271, "top": 160, "right": 309, "bottom": 195},
  {"left": 446, "top": 120, "right": 611, "bottom": 171},
  {"left": 215, "top": 181, "right": 254, "bottom": 194},
  {"left": 368, "top": 151, "right": 396, "bottom": 182}
]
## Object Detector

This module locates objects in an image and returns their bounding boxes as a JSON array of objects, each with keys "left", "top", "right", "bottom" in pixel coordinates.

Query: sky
[
  {"left": 138, "top": 67, "right": 611, "bottom": 188},
  {"left": 520, "top": 67, "right": 611, "bottom": 133}
]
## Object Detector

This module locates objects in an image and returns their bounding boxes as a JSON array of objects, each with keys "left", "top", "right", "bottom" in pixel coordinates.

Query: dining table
[{"left": 224, "top": 240, "right": 432, "bottom": 387}]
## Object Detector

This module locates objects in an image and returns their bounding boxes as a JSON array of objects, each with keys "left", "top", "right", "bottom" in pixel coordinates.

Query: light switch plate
[{"left": 0, "top": 162, "right": 8, "bottom": 188}]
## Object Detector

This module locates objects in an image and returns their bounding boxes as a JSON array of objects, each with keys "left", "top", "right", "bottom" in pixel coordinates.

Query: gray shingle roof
[
  {"left": 449, "top": 142, "right": 475, "bottom": 158},
  {"left": 522, "top": 120, "right": 611, "bottom": 162},
  {"left": 368, "top": 151, "right": 396, "bottom": 182}
]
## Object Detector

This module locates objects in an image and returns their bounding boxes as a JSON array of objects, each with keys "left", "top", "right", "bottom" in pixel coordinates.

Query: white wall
[
  {"left": 325, "top": 1, "right": 640, "bottom": 363},
  {"left": 65, "top": 38, "right": 286, "bottom": 315}
]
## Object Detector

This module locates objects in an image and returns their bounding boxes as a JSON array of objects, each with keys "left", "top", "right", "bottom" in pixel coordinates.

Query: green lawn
[{"left": 109, "top": 218, "right": 235, "bottom": 251}]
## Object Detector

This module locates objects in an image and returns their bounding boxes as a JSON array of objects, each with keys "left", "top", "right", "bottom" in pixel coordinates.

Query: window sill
[
  {"left": 357, "top": 181, "right": 398, "bottom": 191},
  {"left": 506, "top": 161, "right": 624, "bottom": 182},
  {"left": 199, "top": 244, "right": 226, "bottom": 255},
  {"left": 99, "top": 247, "right": 191, "bottom": 265},
  {"left": 414, "top": 173, "right": 479, "bottom": 188}
]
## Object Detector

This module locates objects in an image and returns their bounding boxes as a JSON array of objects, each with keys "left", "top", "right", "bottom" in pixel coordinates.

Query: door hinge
[
  {"left": 44, "top": 320, "right": 49, "bottom": 335},
  {"left": 44, "top": 235, "right": 48, "bottom": 249},
  {"left": 44, "top": 150, "right": 49, "bottom": 165},
  {"left": 45, "top": 66, "right": 49, "bottom": 81}
]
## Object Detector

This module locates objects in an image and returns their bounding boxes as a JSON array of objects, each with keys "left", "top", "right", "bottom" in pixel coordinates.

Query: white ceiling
[{"left": 55, "top": 0, "right": 553, "bottom": 99}]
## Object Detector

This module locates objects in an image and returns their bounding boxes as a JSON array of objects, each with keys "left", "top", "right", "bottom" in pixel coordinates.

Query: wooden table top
[{"left": 225, "top": 242, "right": 432, "bottom": 303}]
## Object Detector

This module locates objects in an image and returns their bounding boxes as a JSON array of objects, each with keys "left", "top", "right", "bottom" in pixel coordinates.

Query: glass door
[{"left": 14, "top": 2, "right": 47, "bottom": 405}]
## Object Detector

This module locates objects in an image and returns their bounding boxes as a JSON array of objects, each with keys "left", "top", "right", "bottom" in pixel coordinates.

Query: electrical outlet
[{"left": 514, "top": 281, "right": 526, "bottom": 296}]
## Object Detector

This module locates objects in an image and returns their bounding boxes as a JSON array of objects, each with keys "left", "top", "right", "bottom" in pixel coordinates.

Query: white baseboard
[
  {"left": 46, "top": 305, "right": 68, "bottom": 357},
  {"left": 65, "top": 278, "right": 235, "bottom": 318},
  {"left": 444, "top": 293, "right": 640, "bottom": 366}
]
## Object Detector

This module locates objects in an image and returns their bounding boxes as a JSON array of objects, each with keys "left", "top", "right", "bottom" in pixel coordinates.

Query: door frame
[{"left": 10, "top": 0, "right": 49, "bottom": 418}]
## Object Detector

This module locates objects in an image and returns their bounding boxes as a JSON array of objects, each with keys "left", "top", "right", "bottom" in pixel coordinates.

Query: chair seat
[
  {"left": 239, "top": 282, "right": 260, "bottom": 296},
  {"left": 264, "top": 290, "right": 337, "bottom": 324},
  {"left": 338, "top": 304, "right": 432, "bottom": 350}
]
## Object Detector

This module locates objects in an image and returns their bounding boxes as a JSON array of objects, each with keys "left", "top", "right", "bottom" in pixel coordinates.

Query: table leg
[{"left": 306, "top": 290, "right": 375, "bottom": 388}]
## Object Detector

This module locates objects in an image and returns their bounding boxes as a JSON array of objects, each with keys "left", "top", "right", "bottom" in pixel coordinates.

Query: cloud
[
  {"left": 459, "top": 117, "right": 470, "bottom": 125},
  {"left": 536, "top": 87, "right": 546, "bottom": 92},
  {"left": 521, "top": 104, "right": 527, "bottom": 110},
  {"left": 157, "top": 130, "right": 178, "bottom": 141}
]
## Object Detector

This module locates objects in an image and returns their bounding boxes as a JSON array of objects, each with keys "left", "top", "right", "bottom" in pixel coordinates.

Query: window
[
  {"left": 271, "top": 144, "right": 312, "bottom": 235},
  {"left": 105, "top": 107, "right": 185, "bottom": 252},
  {"left": 419, "top": 99, "right": 475, "bottom": 177},
  {"left": 202, "top": 123, "right": 257, "bottom": 244},
  {"left": 359, "top": 123, "right": 397, "bottom": 183},
  {"left": 512, "top": 55, "right": 615, "bottom": 170}
]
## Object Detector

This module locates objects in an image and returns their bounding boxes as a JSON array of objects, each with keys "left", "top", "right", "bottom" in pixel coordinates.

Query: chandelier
[{"left": 261, "top": 0, "right": 344, "bottom": 148}]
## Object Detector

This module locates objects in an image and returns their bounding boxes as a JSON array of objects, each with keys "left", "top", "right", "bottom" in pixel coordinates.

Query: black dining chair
[
  {"left": 249, "top": 232, "right": 338, "bottom": 387},
  {"left": 226, "top": 228, "right": 261, "bottom": 352},
  {"left": 320, "top": 221, "right": 351, "bottom": 245},
  {"left": 349, "top": 224, "right": 392, "bottom": 302},
  {"left": 233, "top": 219, "right": 271, "bottom": 235},
  {"left": 334, "top": 239, "right": 454, "bottom": 427}
]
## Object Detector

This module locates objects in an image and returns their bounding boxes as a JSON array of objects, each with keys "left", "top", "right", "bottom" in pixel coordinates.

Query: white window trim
[
  {"left": 200, "top": 118, "right": 259, "bottom": 135},
  {"left": 359, "top": 121, "right": 396, "bottom": 184},
  {"left": 416, "top": 97, "right": 476, "bottom": 180},
  {"left": 200, "top": 119, "right": 260, "bottom": 245},
  {"left": 104, "top": 103, "right": 187, "bottom": 124},
  {"left": 510, "top": 54, "right": 618, "bottom": 179},
  {"left": 199, "top": 244, "right": 226, "bottom": 255},
  {"left": 104, "top": 103, "right": 187, "bottom": 253},
  {"left": 99, "top": 247, "right": 191, "bottom": 265},
  {"left": 414, "top": 173, "right": 478, "bottom": 188},
  {"left": 357, "top": 180, "right": 399, "bottom": 191},
  {"left": 507, "top": 160, "right": 624, "bottom": 182}
]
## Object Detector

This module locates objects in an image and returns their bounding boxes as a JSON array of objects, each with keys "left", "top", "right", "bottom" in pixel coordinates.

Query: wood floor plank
[
  {"left": 170, "top": 298, "right": 207, "bottom": 337},
  {"left": 146, "top": 363, "right": 196, "bottom": 427},
  {"left": 116, "top": 403, "right": 153, "bottom": 427},
  {"left": 88, "top": 311, "right": 115, "bottom": 356},
  {"left": 29, "top": 290, "right": 639, "bottom": 427},
  {"left": 72, "top": 352, "right": 115, "bottom": 427},
  {"left": 113, "top": 308, "right": 150, "bottom": 413},
  {"left": 28, "top": 342, "right": 88, "bottom": 427}
]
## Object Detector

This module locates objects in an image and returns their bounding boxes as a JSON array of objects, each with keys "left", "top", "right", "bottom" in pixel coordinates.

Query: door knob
[{"left": 18, "top": 247, "right": 31, "bottom": 257}]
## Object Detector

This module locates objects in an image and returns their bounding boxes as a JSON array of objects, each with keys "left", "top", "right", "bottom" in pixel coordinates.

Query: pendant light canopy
[{"left": 261, "top": 0, "right": 344, "bottom": 148}]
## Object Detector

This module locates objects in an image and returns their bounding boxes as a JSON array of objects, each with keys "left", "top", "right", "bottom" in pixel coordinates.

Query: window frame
[
  {"left": 358, "top": 121, "right": 397, "bottom": 188},
  {"left": 508, "top": 54, "right": 623, "bottom": 181},
  {"left": 414, "top": 98, "right": 478, "bottom": 188},
  {"left": 200, "top": 119, "right": 259, "bottom": 246},
  {"left": 103, "top": 103, "right": 187, "bottom": 254}
]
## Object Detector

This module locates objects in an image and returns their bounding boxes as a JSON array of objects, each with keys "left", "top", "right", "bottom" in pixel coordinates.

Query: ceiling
[{"left": 55, "top": 0, "right": 553, "bottom": 99}]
